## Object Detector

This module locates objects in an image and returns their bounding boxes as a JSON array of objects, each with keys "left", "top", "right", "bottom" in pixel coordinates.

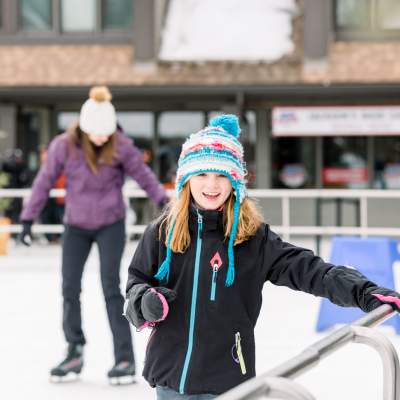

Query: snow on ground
[
  {"left": 1, "top": 237, "right": 399, "bottom": 400},
  {"left": 159, "top": 0, "right": 297, "bottom": 62}
]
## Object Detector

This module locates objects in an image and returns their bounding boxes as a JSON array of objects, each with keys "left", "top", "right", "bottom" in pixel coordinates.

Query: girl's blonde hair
[{"left": 159, "top": 183, "right": 263, "bottom": 252}]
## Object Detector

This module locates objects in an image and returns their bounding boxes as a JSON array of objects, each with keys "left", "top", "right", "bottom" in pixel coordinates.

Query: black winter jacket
[{"left": 126, "top": 207, "right": 382, "bottom": 396}]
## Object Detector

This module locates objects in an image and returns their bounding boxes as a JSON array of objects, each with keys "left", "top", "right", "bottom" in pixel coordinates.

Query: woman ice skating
[
  {"left": 124, "top": 114, "right": 400, "bottom": 399},
  {"left": 20, "top": 86, "right": 168, "bottom": 385}
]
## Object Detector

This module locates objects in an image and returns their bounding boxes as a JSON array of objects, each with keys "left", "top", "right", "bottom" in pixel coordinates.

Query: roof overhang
[{"left": 1, "top": 83, "right": 400, "bottom": 106}]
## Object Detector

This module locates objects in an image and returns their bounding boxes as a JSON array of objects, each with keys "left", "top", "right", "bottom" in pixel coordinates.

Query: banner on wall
[{"left": 272, "top": 106, "right": 400, "bottom": 137}]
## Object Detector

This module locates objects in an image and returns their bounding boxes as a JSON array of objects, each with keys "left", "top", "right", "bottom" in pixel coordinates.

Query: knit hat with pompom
[
  {"left": 155, "top": 114, "right": 247, "bottom": 287},
  {"left": 79, "top": 86, "right": 117, "bottom": 136}
]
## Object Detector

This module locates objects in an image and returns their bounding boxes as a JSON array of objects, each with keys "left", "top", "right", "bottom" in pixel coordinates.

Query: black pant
[{"left": 62, "top": 219, "right": 134, "bottom": 364}]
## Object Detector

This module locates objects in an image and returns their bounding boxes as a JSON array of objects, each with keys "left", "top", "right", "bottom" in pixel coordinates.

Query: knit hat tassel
[
  {"left": 155, "top": 221, "right": 176, "bottom": 283},
  {"left": 225, "top": 195, "right": 240, "bottom": 287}
]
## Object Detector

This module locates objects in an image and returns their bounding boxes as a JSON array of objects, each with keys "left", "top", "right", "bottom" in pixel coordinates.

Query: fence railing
[
  {"left": 216, "top": 304, "right": 399, "bottom": 400},
  {"left": 1, "top": 188, "right": 400, "bottom": 242}
]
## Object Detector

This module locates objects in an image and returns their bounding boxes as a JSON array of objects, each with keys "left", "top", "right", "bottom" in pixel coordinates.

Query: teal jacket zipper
[
  {"left": 210, "top": 263, "right": 219, "bottom": 301},
  {"left": 178, "top": 212, "right": 203, "bottom": 394}
]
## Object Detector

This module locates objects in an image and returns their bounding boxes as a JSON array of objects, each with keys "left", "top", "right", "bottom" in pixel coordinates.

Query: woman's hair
[
  {"left": 159, "top": 182, "right": 263, "bottom": 253},
  {"left": 67, "top": 123, "right": 116, "bottom": 173}
]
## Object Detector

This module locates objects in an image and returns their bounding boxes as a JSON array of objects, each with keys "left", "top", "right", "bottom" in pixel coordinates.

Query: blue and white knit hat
[{"left": 155, "top": 114, "right": 247, "bottom": 287}]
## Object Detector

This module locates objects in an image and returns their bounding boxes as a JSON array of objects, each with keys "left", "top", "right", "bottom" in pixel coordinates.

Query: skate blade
[
  {"left": 108, "top": 376, "right": 135, "bottom": 386},
  {"left": 49, "top": 372, "right": 80, "bottom": 383}
]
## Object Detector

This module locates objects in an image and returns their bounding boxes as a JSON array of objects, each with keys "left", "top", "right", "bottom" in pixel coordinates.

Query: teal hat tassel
[
  {"left": 155, "top": 221, "right": 176, "bottom": 283},
  {"left": 225, "top": 191, "right": 241, "bottom": 287}
]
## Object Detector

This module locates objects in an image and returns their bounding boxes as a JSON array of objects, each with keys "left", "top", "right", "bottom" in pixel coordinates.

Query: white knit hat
[{"left": 79, "top": 86, "right": 117, "bottom": 136}]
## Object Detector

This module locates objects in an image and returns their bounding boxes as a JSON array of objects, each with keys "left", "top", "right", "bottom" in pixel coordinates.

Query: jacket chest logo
[{"left": 210, "top": 251, "right": 223, "bottom": 270}]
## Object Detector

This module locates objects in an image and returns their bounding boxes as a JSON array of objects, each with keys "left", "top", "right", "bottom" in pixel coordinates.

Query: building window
[
  {"left": 378, "top": 1, "right": 400, "bottom": 30},
  {"left": 374, "top": 137, "right": 400, "bottom": 189},
  {"left": 158, "top": 112, "right": 204, "bottom": 185},
  {"left": 335, "top": 0, "right": 400, "bottom": 39},
  {"left": 61, "top": 0, "right": 96, "bottom": 32},
  {"left": 20, "top": 0, "right": 52, "bottom": 32},
  {"left": 57, "top": 111, "right": 78, "bottom": 133},
  {"left": 16, "top": 0, "right": 133, "bottom": 38},
  {"left": 272, "top": 138, "right": 316, "bottom": 189},
  {"left": 103, "top": 0, "right": 133, "bottom": 30},
  {"left": 323, "top": 137, "right": 368, "bottom": 189},
  {"left": 117, "top": 111, "right": 153, "bottom": 155},
  {"left": 0, "top": 0, "right": 3, "bottom": 30}
]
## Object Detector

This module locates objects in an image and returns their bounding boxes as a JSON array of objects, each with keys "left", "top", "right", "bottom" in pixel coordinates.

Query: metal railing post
[
  {"left": 360, "top": 196, "right": 368, "bottom": 238},
  {"left": 352, "top": 325, "right": 400, "bottom": 400},
  {"left": 282, "top": 196, "right": 290, "bottom": 242}
]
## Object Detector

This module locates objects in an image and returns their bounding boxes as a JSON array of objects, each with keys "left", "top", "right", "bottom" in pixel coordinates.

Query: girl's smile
[{"left": 189, "top": 172, "right": 232, "bottom": 210}]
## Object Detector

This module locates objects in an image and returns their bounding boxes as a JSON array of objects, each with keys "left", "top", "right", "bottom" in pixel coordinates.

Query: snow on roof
[{"left": 159, "top": 0, "right": 297, "bottom": 62}]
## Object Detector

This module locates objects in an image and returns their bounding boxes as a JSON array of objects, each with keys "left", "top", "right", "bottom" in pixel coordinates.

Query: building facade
[{"left": 1, "top": 0, "right": 400, "bottom": 196}]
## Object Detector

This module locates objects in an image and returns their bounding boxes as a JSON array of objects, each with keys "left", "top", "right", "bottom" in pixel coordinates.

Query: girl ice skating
[{"left": 124, "top": 114, "right": 400, "bottom": 399}]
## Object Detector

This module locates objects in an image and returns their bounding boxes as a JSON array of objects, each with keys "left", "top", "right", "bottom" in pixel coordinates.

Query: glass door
[{"left": 322, "top": 136, "right": 368, "bottom": 189}]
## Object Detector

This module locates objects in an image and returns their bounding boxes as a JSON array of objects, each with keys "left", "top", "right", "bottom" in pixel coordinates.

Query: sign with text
[
  {"left": 323, "top": 167, "right": 368, "bottom": 185},
  {"left": 273, "top": 106, "right": 400, "bottom": 136}
]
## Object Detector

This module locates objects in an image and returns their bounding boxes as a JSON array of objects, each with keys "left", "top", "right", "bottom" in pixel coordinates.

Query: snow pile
[{"left": 159, "top": 0, "right": 297, "bottom": 62}]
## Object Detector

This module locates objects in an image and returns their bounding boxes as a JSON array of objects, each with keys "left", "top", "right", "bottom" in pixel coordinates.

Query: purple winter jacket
[{"left": 21, "top": 132, "right": 168, "bottom": 230}]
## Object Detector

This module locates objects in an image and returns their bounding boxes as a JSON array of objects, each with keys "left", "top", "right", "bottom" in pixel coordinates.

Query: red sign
[{"left": 323, "top": 167, "right": 368, "bottom": 184}]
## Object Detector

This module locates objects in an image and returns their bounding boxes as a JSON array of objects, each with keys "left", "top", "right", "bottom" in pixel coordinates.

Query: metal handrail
[
  {"left": 217, "top": 305, "right": 399, "bottom": 400},
  {"left": 1, "top": 188, "right": 400, "bottom": 238}
]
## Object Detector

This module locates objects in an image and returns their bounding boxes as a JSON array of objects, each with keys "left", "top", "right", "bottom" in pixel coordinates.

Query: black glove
[
  {"left": 124, "top": 284, "right": 177, "bottom": 329},
  {"left": 124, "top": 283, "right": 151, "bottom": 329},
  {"left": 20, "top": 220, "right": 33, "bottom": 247},
  {"left": 141, "top": 286, "right": 177, "bottom": 322},
  {"left": 369, "top": 287, "right": 400, "bottom": 312}
]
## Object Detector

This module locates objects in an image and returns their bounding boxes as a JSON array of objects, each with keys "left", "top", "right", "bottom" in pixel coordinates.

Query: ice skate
[
  {"left": 107, "top": 361, "right": 135, "bottom": 385},
  {"left": 49, "top": 344, "right": 83, "bottom": 383}
]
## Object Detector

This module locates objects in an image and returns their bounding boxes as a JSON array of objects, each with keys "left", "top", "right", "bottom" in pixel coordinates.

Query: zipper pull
[
  {"left": 210, "top": 263, "right": 219, "bottom": 301},
  {"left": 213, "top": 263, "right": 218, "bottom": 282},
  {"left": 235, "top": 332, "right": 247, "bottom": 375},
  {"left": 197, "top": 213, "right": 203, "bottom": 237}
]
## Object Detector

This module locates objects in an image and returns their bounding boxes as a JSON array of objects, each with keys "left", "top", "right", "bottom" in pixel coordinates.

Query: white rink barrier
[{"left": 1, "top": 188, "right": 400, "bottom": 240}]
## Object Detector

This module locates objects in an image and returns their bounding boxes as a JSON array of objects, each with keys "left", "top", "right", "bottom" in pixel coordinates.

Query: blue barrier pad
[{"left": 316, "top": 237, "right": 400, "bottom": 333}]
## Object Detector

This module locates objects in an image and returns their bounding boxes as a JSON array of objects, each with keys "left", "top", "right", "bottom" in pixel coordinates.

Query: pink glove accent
[
  {"left": 150, "top": 288, "right": 169, "bottom": 322},
  {"left": 372, "top": 293, "right": 400, "bottom": 309},
  {"left": 137, "top": 321, "right": 154, "bottom": 332}
]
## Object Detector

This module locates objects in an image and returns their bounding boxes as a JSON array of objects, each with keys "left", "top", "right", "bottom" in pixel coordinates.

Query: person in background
[
  {"left": 124, "top": 115, "right": 400, "bottom": 399},
  {"left": 1, "top": 149, "right": 29, "bottom": 225},
  {"left": 20, "top": 86, "right": 168, "bottom": 385},
  {"left": 38, "top": 144, "right": 65, "bottom": 243}
]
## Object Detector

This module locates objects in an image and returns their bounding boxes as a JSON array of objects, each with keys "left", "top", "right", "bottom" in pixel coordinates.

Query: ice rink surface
[{"left": 1, "top": 237, "right": 399, "bottom": 400}]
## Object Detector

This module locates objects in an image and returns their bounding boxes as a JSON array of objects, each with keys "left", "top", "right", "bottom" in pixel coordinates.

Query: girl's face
[
  {"left": 87, "top": 133, "right": 110, "bottom": 147},
  {"left": 189, "top": 172, "right": 232, "bottom": 210}
]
